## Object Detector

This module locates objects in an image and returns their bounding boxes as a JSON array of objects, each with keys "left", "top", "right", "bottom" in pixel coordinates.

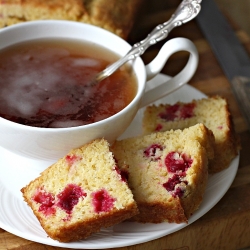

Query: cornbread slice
[
  {"left": 0, "top": 0, "right": 142, "bottom": 39},
  {"left": 143, "top": 96, "right": 240, "bottom": 173},
  {"left": 111, "top": 124, "right": 214, "bottom": 223},
  {"left": 21, "top": 138, "right": 138, "bottom": 242}
]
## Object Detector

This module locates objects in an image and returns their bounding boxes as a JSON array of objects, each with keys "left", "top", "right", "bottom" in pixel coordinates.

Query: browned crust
[
  {"left": 130, "top": 199, "right": 187, "bottom": 224},
  {"left": 22, "top": 189, "right": 138, "bottom": 242},
  {"left": 0, "top": 0, "right": 142, "bottom": 39},
  {"left": 46, "top": 203, "right": 138, "bottom": 242},
  {"left": 209, "top": 96, "right": 241, "bottom": 173},
  {"left": 197, "top": 123, "right": 215, "bottom": 161},
  {"left": 82, "top": 0, "right": 142, "bottom": 39},
  {"left": 180, "top": 148, "right": 208, "bottom": 218}
]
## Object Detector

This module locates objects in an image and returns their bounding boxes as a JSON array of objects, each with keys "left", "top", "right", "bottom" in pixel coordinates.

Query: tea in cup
[{"left": 0, "top": 20, "right": 198, "bottom": 161}]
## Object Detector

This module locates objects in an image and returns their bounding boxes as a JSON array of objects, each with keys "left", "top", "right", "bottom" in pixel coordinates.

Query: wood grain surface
[{"left": 1, "top": 0, "right": 250, "bottom": 249}]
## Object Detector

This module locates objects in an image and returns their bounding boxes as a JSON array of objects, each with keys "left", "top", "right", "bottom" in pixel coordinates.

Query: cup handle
[{"left": 139, "top": 37, "right": 198, "bottom": 108}]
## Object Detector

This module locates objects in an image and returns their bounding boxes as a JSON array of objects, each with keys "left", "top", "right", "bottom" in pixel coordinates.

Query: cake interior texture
[
  {"left": 0, "top": 0, "right": 142, "bottom": 39},
  {"left": 112, "top": 124, "right": 213, "bottom": 223},
  {"left": 142, "top": 96, "right": 240, "bottom": 173},
  {"left": 21, "top": 138, "right": 138, "bottom": 242}
]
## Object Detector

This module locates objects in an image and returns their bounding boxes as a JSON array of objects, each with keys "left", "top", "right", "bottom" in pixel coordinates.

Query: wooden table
[{"left": 1, "top": 0, "right": 250, "bottom": 249}]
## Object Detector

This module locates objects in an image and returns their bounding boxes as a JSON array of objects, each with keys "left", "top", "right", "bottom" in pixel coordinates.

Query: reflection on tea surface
[{"left": 0, "top": 39, "right": 137, "bottom": 128}]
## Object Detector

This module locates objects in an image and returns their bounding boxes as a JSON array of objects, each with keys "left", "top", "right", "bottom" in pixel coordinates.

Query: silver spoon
[{"left": 91, "top": 0, "right": 202, "bottom": 86}]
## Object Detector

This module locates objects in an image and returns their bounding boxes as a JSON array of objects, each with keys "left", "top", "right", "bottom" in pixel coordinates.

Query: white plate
[{"left": 0, "top": 74, "right": 239, "bottom": 249}]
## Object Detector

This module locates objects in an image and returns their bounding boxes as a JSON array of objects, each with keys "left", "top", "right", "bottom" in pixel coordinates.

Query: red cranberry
[
  {"left": 144, "top": 144, "right": 163, "bottom": 161},
  {"left": 56, "top": 184, "right": 86, "bottom": 214},
  {"left": 163, "top": 174, "right": 181, "bottom": 192},
  {"left": 92, "top": 189, "right": 116, "bottom": 213},
  {"left": 174, "top": 187, "right": 185, "bottom": 198},
  {"left": 155, "top": 124, "right": 163, "bottom": 131},
  {"left": 33, "top": 188, "right": 56, "bottom": 216},
  {"left": 165, "top": 152, "right": 193, "bottom": 173},
  {"left": 163, "top": 174, "right": 188, "bottom": 197},
  {"left": 114, "top": 166, "right": 128, "bottom": 182},
  {"left": 159, "top": 104, "right": 180, "bottom": 121},
  {"left": 65, "top": 154, "right": 81, "bottom": 166},
  {"left": 179, "top": 103, "right": 195, "bottom": 119},
  {"left": 158, "top": 103, "right": 195, "bottom": 121}
]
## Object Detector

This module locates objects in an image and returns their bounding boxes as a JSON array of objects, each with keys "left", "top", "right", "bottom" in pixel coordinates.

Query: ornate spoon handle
[{"left": 94, "top": 0, "right": 202, "bottom": 83}]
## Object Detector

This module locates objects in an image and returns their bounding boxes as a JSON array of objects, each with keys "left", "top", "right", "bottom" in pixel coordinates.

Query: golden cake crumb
[
  {"left": 21, "top": 138, "right": 138, "bottom": 242},
  {"left": 143, "top": 96, "right": 240, "bottom": 173},
  {"left": 112, "top": 124, "right": 214, "bottom": 223},
  {"left": 0, "top": 0, "right": 142, "bottom": 39}
]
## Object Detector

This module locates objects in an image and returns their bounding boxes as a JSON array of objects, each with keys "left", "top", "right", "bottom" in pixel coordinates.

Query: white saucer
[{"left": 0, "top": 74, "right": 239, "bottom": 248}]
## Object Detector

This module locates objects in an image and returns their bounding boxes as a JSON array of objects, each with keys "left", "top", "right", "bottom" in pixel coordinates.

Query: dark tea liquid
[{"left": 0, "top": 39, "right": 137, "bottom": 128}]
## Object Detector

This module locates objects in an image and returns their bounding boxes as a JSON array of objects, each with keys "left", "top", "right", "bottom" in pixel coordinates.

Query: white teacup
[{"left": 0, "top": 20, "right": 198, "bottom": 161}]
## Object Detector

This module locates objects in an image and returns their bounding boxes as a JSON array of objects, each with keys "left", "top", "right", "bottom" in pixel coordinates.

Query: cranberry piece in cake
[
  {"left": 163, "top": 174, "right": 188, "bottom": 198},
  {"left": 114, "top": 166, "right": 129, "bottom": 182},
  {"left": 159, "top": 104, "right": 180, "bottom": 121},
  {"left": 155, "top": 123, "right": 163, "bottom": 131},
  {"left": 163, "top": 174, "right": 182, "bottom": 192},
  {"left": 65, "top": 154, "right": 82, "bottom": 166},
  {"left": 165, "top": 152, "right": 193, "bottom": 173},
  {"left": 143, "top": 144, "right": 163, "bottom": 161},
  {"left": 179, "top": 103, "right": 195, "bottom": 119},
  {"left": 33, "top": 188, "right": 56, "bottom": 216},
  {"left": 158, "top": 103, "right": 195, "bottom": 121},
  {"left": 56, "top": 184, "right": 86, "bottom": 214},
  {"left": 164, "top": 149, "right": 192, "bottom": 197},
  {"left": 92, "top": 189, "right": 116, "bottom": 213}
]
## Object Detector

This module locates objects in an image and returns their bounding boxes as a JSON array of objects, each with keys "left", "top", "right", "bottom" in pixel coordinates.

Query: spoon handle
[{"left": 95, "top": 0, "right": 202, "bottom": 83}]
